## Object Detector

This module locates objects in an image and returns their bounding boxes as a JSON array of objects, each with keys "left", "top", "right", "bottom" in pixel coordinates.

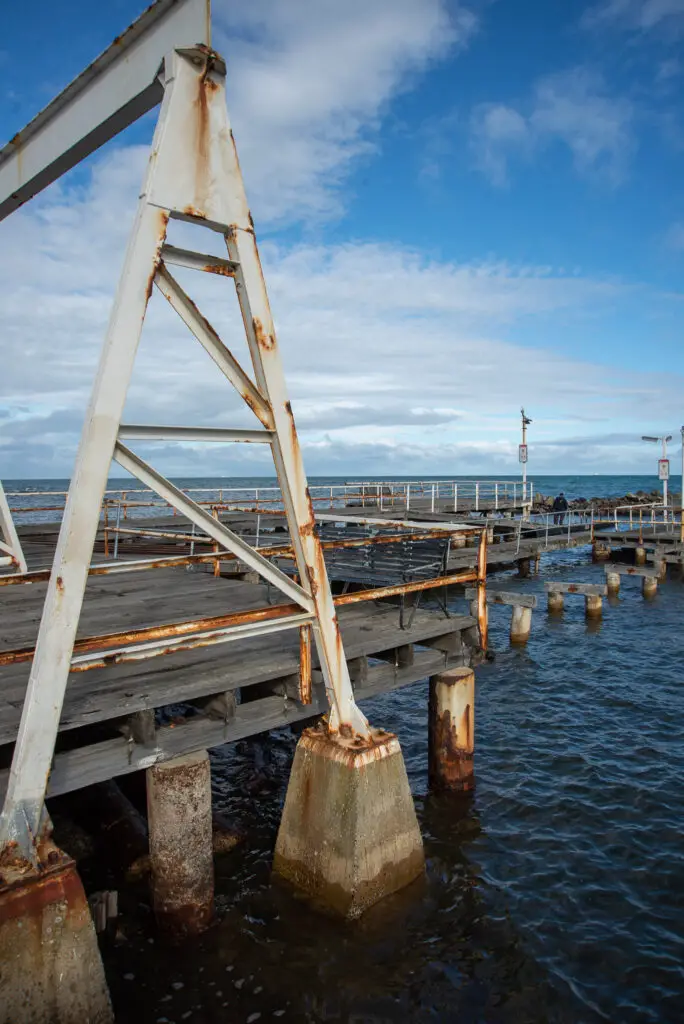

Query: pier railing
[{"left": 4, "top": 477, "right": 533, "bottom": 525}]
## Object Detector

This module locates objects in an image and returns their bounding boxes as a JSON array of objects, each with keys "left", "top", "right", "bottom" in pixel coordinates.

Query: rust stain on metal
[
  {"left": 253, "top": 317, "right": 275, "bottom": 351},
  {"left": 0, "top": 602, "right": 302, "bottom": 666},
  {"left": 55, "top": 575, "right": 64, "bottom": 595},
  {"left": 145, "top": 211, "right": 169, "bottom": 302},
  {"left": 299, "top": 624, "right": 312, "bottom": 705},
  {"left": 430, "top": 707, "right": 474, "bottom": 792},
  {"left": 301, "top": 724, "right": 399, "bottom": 764},
  {"left": 203, "top": 263, "right": 235, "bottom": 277},
  {"left": 182, "top": 205, "right": 207, "bottom": 220},
  {"left": 334, "top": 569, "right": 477, "bottom": 606}
]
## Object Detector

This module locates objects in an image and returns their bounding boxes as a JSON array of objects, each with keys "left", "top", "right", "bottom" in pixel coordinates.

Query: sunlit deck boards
[{"left": 0, "top": 568, "right": 474, "bottom": 797}]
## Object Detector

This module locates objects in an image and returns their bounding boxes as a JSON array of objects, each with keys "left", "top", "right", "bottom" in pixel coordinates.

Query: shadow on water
[{"left": 93, "top": 545, "right": 684, "bottom": 1023}]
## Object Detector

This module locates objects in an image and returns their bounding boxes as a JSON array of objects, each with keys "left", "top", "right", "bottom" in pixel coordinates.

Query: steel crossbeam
[{"left": 0, "top": 1, "right": 370, "bottom": 865}]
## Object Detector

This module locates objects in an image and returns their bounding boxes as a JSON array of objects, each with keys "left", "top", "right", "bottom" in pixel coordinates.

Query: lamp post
[
  {"left": 642, "top": 434, "right": 673, "bottom": 515},
  {"left": 520, "top": 408, "right": 532, "bottom": 504},
  {"left": 680, "top": 426, "right": 684, "bottom": 540}
]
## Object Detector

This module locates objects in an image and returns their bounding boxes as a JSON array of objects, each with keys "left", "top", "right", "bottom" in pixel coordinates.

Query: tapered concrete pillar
[
  {"left": 606, "top": 572, "right": 620, "bottom": 595},
  {"left": 147, "top": 750, "right": 214, "bottom": 940},
  {"left": 547, "top": 591, "right": 564, "bottom": 613},
  {"left": 517, "top": 557, "right": 531, "bottom": 578},
  {"left": 643, "top": 576, "right": 658, "bottom": 599},
  {"left": 585, "top": 594, "right": 603, "bottom": 619},
  {"left": 510, "top": 605, "right": 532, "bottom": 644},
  {"left": 428, "top": 668, "right": 475, "bottom": 792},
  {"left": 274, "top": 726, "right": 424, "bottom": 918},
  {"left": 635, "top": 546, "right": 647, "bottom": 566},
  {"left": 0, "top": 847, "right": 113, "bottom": 1024}
]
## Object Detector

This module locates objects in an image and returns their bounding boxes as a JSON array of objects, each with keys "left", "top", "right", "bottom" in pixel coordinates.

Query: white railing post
[
  {"left": 454, "top": 484, "right": 458, "bottom": 513},
  {"left": 495, "top": 483, "right": 499, "bottom": 510},
  {"left": 431, "top": 484, "right": 435, "bottom": 513},
  {"left": 475, "top": 482, "right": 479, "bottom": 512}
]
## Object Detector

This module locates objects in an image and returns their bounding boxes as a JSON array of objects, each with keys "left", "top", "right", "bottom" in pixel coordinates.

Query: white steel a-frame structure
[
  {"left": 0, "top": 0, "right": 369, "bottom": 865},
  {"left": 0, "top": 482, "right": 27, "bottom": 575}
]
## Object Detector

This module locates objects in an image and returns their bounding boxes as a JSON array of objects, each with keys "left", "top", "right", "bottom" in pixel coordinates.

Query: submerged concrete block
[
  {"left": 273, "top": 727, "right": 424, "bottom": 918},
  {"left": 147, "top": 749, "right": 214, "bottom": 940},
  {"left": 0, "top": 853, "right": 113, "bottom": 1024}
]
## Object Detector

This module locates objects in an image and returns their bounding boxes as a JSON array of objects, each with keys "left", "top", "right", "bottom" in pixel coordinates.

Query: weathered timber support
[
  {"left": 273, "top": 726, "right": 424, "bottom": 918},
  {"left": 0, "top": 844, "right": 113, "bottom": 1024},
  {"left": 585, "top": 594, "right": 603, "bottom": 619},
  {"left": 510, "top": 605, "right": 533, "bottom": 644},
  {"left": 428, "top": 667, "right": 475, "bottom": 793},
  {"left": 643, "top": 575, "right": 658, "bottom": 599},
  {"left": 592, "top": 540, "right": 611, "bottom": 562},
  {"left": 606, "top": 572, "right": 621, "bottom": 595},
  {"left": 146, "top": 750, "right": 214, "bottom": 940},
  {"left": 635, "top": 545, "right": 647, "bottom": 566},
  {"left": 547, "top": 591, "right": 564, "bottom": 613},
  {"left": 517, "top": 557, "right": 531, "bottom": 578}
]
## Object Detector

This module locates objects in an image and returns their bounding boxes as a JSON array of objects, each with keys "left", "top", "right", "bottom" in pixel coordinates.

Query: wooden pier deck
[{"left": 0, "top": 568, "right": 475, "bottom": 800}]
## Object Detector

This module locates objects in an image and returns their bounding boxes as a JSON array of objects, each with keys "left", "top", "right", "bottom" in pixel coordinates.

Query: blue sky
[{"left": 1, "top": 0, "right": 683, "bottom": 479}]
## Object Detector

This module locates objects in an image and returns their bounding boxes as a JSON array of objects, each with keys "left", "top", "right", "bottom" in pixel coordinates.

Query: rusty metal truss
[{"left": 0, "top": 0, "right": 371, "bottom": 865}]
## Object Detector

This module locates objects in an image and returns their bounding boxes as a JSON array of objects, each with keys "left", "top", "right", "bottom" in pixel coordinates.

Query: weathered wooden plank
[
  {"left": 603, "top": 563, "right": 661, "bottom": 579},
  {"left": 543, "top": 582, "right": 607, "bottom": 596},
  {"left": 0, "top": 603, "right": 472, "bottom": 743},
  {"left": 464, "top": 588, "right": 537, "bottom": 608},
  {"left": 0, "top": 649, "right": 456, "bottom": 800}
]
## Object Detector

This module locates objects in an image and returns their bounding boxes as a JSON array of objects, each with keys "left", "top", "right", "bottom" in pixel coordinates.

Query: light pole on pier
[
  {"left": 641, "top": 434, "right": 673, "bottom": 514},
  {"left": 520, "top": 408, "right": 532, "bottom": 503},
  {"left": 680, "top": 426, "right": 684, "bottom": 539}
]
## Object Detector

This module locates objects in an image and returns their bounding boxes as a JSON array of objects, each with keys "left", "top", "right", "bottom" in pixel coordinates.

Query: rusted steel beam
[
  {"left": 299, "top": 624, "right": 312, "bottom": 705},
  {"left": 0, "top": 602, "right": 303, "bottom": 666},
  {"left": 0, "top": 566, "right": 479, "bottom": 669},
  {"left": 334, "top": 570, "right": 478, "bottom": 606},
  {"left": 476, "top": 527, "right": 488, "bottom": 650}
]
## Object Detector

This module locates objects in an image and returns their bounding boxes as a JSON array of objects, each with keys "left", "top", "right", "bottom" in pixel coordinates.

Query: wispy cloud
[
  {"left": 213, "top": 0, "right": 478, "bottom": 224},
  {"left": 1, "top": 141, "right": 679, "bottom": 477},
  {"left": 471, "top": 68, "right": 635, "bottom": 187},
  {"left": 581, "top": 0, "right": 684, "bottom": 33},
  {"left": 664, "top": 221, "right": 684, "bottom": 249}
]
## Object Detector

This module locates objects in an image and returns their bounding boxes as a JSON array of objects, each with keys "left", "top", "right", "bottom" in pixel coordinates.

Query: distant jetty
[{"left": 533, "top": 490, "right": 679, "bottom": 513}]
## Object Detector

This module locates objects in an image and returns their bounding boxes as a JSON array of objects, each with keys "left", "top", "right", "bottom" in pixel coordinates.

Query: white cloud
[
  {"left": 1, "top": 140, "right": 680, "bottom": 478},
  {"left": 0, "top": 1, "right": 679, "bottom": 479},
  {"left": 471, "top": 68, "right": 635, "bottom": 187},
  {"left": 470, "top": 105, "right": 532, "bottom": 186},
  {"left": 665, "top": 221, "right": 684, "bottom": 249},
  {"left": 213, "top": 0, "right": 477, "bottom": 223},
  {"left": 581, "top": 0, "right": 684, "bottom": 33}
]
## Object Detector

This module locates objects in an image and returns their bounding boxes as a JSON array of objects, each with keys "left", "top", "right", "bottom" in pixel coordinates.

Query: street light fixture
[
  {"left": 641, "top": 434, "right": 673, "bottom": 513},
  {"left": 520, "top": 408, "right": 532, "bottom": 504}
]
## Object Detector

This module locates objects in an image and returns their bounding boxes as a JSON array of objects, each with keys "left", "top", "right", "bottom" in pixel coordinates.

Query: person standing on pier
[{"left": 552, "top": 492, "right": 568, "bottom": 525}]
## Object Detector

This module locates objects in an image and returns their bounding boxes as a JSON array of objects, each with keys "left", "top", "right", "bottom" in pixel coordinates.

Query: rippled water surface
[{"left": 93, "top": 546, "right": 684, "bottom": 1023}]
